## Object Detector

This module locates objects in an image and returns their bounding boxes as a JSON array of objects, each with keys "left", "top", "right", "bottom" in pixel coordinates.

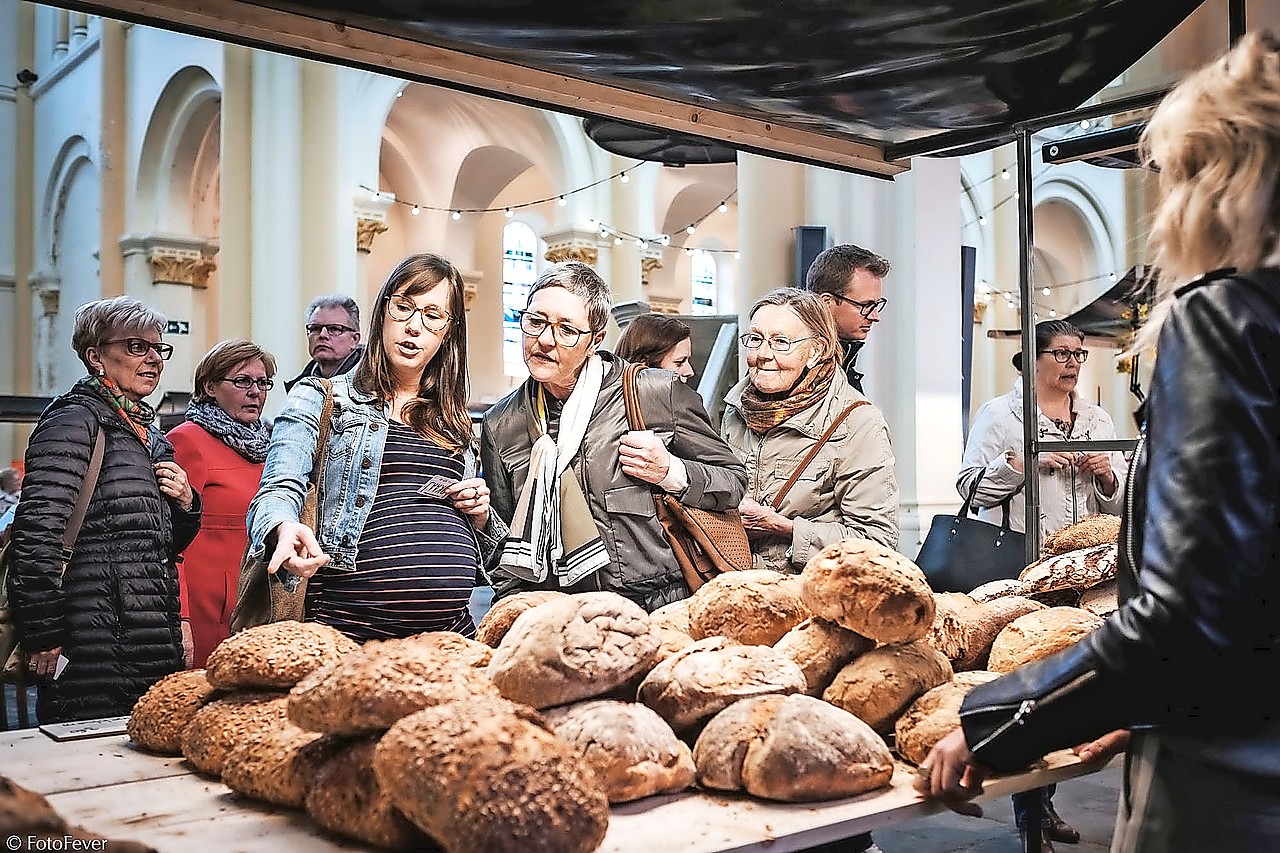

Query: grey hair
[
  {"left": 748, "top": 287, "right": 841, "bottom": 363},
  {"left": 0, "top": 467, "right": 19, "bottom": 492},
  {"left": 305, "top": 294, "right": 361, "bottom": 330},
  {"left": 71, "top": 296, "right": 167, "bottom": 371},
  {"left": 526, "top": 261, "right": 613, "bottom": 333}
]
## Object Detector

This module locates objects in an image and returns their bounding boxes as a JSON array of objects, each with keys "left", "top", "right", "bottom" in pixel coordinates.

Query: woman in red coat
[{"left": 168, "top": 339, "right": 276, "bottom": 666}]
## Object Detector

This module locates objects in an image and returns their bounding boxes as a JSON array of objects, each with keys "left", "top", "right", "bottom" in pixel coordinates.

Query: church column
[
  {"left": 220, "top": 43, "right": 253, "bottom": 340},
  {"left": 300, "top": 61, "right": 353, "bottom": 311},
  {"left": 99, "top": 19, "right": 127, "bottom": 297},
  {"left": 736, "top": 153, "right": 805, "bottom": 319}
]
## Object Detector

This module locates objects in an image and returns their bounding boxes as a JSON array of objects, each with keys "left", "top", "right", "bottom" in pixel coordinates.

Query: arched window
[
  {"left": 691, "top": 249, "right": 716, "bottom": 315},
  {"left": 502, "top": 221, "right": 538, "bottom": 377}
]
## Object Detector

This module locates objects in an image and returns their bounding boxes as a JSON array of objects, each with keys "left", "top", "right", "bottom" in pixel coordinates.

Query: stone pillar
[
  {"left": 99, "top": 19, "right": 127, "bottom": 297},
  {"left": 220, "top": 44, "right": 253, "bottom": 342},
  {"left": 877, "top": 156, "right": 966, "bottom": 557},
  {"left": 300, "top": 61, "right": 353, "bottom": 312},
  {"left": 736, "top": 153, "right": 805, "bottom": 321}
]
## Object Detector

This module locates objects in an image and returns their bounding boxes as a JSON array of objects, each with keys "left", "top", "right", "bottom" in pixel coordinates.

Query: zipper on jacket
[
  {"left": 1124, "top": 435, "right": 1146, "bottom": 573},
  {"left": 968, "top": 670, "right": 1099, "bottom": 754}
]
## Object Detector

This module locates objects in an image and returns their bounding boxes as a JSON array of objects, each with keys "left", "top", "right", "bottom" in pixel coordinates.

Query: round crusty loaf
[
  {"left": 305, "top": 737, "right": 434, "bottom": 850},
  {"left": 127, "top": 669, "right": 220, "bottom": 755},
  {"left": 894, "top": 671, "right": 1001, "bottom": 765},
  {"left": 204, "top": 620, "right": 359, "bottom": 690},
  {"left": 693, "top": 694, "right": 894, "bottom": 802},
  {"left": 987, "top": 606, "right": 1104, "bottom": 673},
  {"left": 925, "top": 593, "right": 1046, "bottom": 672},
  {"left": 800, "top": 539, "right": 935, "bottom": 643},
  {"left": 637, "top": 636, "right": 807, "bottom": 733},
  {"left": 543, "top": 699, "right": 696, "bottom": 803},
  {"left": 220, "top": 722, "right": 332, "bottom": 808},
  {"left": 823, "top": 640, "right": 953, "bottom": 733},
  {"left": 486, "top": 591, "right": 660, "bottom": 709},
  {"left": 374, "top": 697, "right": 610, "bottom": 853},
  {"left": 180, "top": 692, "right": 290, "bottom": 777},
  {"left": 1041, "top": 514, "right": 1121, "bottom": 557},
  {"left": 649, "top": 597, "right": 694, "bottom": 636},
  {"left": 687, "top": 569, "right": 809, "bottom": 646},
  {"left": 288, "top": 635, "right": 500, "bottom": 735},
  {"left": 475, "top": 590, "right": 572, "bottom": 647},
  {"left": 401, "top": 630, "right": 493, "bottom": 670},
  {"left": 772, "top": 617, "right": 874, "bottom": 696}
]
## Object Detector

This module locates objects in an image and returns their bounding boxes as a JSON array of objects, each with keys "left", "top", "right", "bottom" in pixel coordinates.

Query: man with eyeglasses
[
  {"left": 284, "top": 295, "right": 365, "bottom": 392},
  {"left": 804, "top": 244, "right": 891, "bottom": 395}
]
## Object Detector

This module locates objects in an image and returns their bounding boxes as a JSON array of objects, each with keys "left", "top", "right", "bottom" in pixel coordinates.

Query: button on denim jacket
[{"left": 246, "top": 375, "right": 505, "bottom": 574}]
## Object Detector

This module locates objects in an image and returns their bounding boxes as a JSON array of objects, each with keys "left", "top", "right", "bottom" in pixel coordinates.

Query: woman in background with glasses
[
  {"left": 481, "top": 261, "right": 745, "bottom": 611},
  {"left": 248, "top": 253, "right": 506, "bottom": 642},
  {"left": 720, "top": 287, "right": 899, "bottom": 573},
  {"left": 958, "top": 318, "right": 1127, "bottom": 544},
  {"left": 6, "top": 296, "right": 201, "bottom": 723},
  {"left": 167, "top": 339, "right": 276, "bottom": 666}
]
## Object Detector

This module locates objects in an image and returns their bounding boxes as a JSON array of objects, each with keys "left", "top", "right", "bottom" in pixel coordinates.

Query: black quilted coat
[{"left": 7, "top": 383, "right": 201, "bottom": 723}]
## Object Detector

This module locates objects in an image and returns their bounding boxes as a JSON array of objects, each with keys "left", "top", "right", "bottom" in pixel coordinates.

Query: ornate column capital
[
  {"left": 640, "top": 253, "right": 664, "bottom": 288},
  {"left": 354, "top": 192, "right": 394, "bottom": 255},
  {"left": 28, "top": 269, "right": 62, "bottom": 315},
  {"left": 119, "top": 233, "right": 219, "bottom": 287},
  {"left": 542, "top": 227, "right": 605, "bottom": 266},
  {"left": 648, "top": 294, "right": 683, "bottom": 315},
  {"left": 461, "top": 268, "right": 482, "bottom": 310}
]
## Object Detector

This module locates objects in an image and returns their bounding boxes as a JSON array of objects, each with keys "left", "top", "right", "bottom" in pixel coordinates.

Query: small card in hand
[{"left": 417, "top": 474, "right": 457, "bottom": 499}]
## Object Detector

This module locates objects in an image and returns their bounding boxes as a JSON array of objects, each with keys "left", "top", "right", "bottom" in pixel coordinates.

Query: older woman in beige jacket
[{"left": 721, "top": 288, "right": 899, "bottom": 574}]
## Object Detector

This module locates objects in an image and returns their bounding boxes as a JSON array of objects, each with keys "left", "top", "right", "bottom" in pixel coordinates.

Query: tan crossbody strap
[
  {"left": 300, "top": 378, "right": 335, "bottom": 529},
  {"left": 621, "top": 363, "right": 647, "bottom": 431},
  {"left": 61, "top": 427, "right": 106, "bottom": 564},
  {"left": 769, "top": 401, "right": 869, "bottom": 511}
]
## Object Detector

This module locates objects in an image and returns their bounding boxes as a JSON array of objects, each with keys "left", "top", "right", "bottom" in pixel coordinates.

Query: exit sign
[{"left": 166, "top": 320, "right": 190, "bottom": 334}]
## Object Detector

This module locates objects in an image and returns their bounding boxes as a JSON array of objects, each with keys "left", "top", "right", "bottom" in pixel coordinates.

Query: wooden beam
[{"left": 57, "top": 0, "right": 910, "bottom": 177}]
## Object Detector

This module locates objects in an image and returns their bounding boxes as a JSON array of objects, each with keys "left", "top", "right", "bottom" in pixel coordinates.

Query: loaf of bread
[
  {"left": 637, "top": 636, "right": 807, "bottom": 732},
  {"left": 287, "top": 634, "right": 500, "bottom": 735},
  {"left": 220, "top": 722, "right": 332, "bottom": 808},
  {"left": 1041, "top": 514, "right": 1121, "bottom": 556},
  {"left": 968, "top": 578, "right": 1026, "bottom": 602},
  {"left": 649, "top": 597, "right": 694, "bottom": 636},
  {"left": 402, "top": 630, "right": 493, "bottom": 670},
  {"left": 373, "top": 697, "right": 610, "bottom": 853},
  {"left": 305, "top": 737, "right": 433, "bottom": 850},
  {"left": 487, "top": 591, "right": 660, "bottom": 709},
  {"left": 204, "top": 620, "right": 358, "bottom": 690},
  {"left": 127, "top": 668, "right": 220, "bottom": 755},
  {"left": 925, "top": 593, "right": 1046, "bottom": 672},
  {"left": 1019, "top": 543, "right": 1118, "bottom": 595},
  {"left": 800, "top": 539, "right": 935, "bottom": 643},
  {"left": 987, "top": 606, "right": 1105, "bottom": 673},
  {"left": 475, "top": 590, "right": 572, "bottom": 647},
  {"left": 773, "top": 617, "right": 874, "bottom": 696},
  {"left": 894, "top": 671, "right": 1001, "bottom": 765},
  {"left": 180, "top": 692, "right": 290, "bottom": 777},
  {"left": 687, "top": 569, "right": 809, "bottom": 646},
  {"left": 543, "top": 699, "right": 696, "bottom": 803},
  {"left": 823, "top": 640, "right": 953, "bottom": 733},
  {"left": 693, "top": 694, "right": 894, "bottom": 802},
  {"left": 1080, "top": 580, "right": 1120, "bottom": 617}
]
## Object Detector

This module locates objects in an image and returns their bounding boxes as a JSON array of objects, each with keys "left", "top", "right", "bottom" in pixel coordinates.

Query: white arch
[
  {"left": 134, "top": 65, "right": 222, "bottom": 232},
  {"left": 41, "top": 135, "right": 95, "bottom": 267},
  {"left": 1032, "top": 176, "right": 1121, "bottom": 286}
]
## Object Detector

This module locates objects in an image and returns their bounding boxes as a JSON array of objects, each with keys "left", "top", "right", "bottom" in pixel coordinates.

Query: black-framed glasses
[
  {"left": 830, "top": 294, "right": 888, "bottom": 317},
  {"left": 104, "top": 338, "right": 174, "bottom": 360},
  {"left": 739, "top": 332, "right": 814, "bottom": 353},
  {"left": 220, "top": 376, "right": 275, "bottom": 391},
  {"left": 305, "top": 323, "right": 357, "bottom": 337},
  {"left": 386, "top": 297, "right": 452, "bottom": 332},
  {"left": 518, "top": 311, "right": 595, "bottom": 347},
  {"left": 1039, "top": 348, "right": 1090, "bottom": 364}
]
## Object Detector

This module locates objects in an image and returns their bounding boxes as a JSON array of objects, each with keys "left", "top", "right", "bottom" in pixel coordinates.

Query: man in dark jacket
[
  {"left": 284, "top": 295, "right": 365, "bottom": 392},
  {"left": 804, "top": 244, "right": 890, "bottom": 394}
]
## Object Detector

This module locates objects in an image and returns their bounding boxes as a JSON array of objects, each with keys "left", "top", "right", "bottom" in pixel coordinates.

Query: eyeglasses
[
  {"left": 104, "top": 338, "right": 174, "bottom": 360},
  {"left": 739, "top": 333, "right": 814, "bottom": 353},
  {"left": 518, "top": 311, "right": 596, "bottom": 347},
  {"left": 1039, "top": 348, "right": 1090, "bottom": 364},
  {"left": 386, "top": 297, "right": 452, "bottom": 332},
  {"left": 220, "top": 376, "right": 275, "bottom": 391},
  {"left": 829, "top": 294, "right": 888, "bottom": 317},
  {"left": 305, "top": 323, "right": 357, "bottom": 337}
]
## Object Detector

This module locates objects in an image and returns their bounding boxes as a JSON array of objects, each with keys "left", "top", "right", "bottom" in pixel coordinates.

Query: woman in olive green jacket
[{"left": 721, "top": 288, "right": 899, "bottom": 573}]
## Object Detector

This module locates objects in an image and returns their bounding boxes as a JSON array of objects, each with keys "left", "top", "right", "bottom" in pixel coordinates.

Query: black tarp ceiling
[{"left": 50, "top": 0, "right": 1205, "bottom": 175}]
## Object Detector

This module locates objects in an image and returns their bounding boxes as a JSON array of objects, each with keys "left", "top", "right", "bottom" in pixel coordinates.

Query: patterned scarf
[
  {"left": 185, "top": 398, "right": 271, "bottom": 463},
  {"left": 741, "top": 358, "right": 838, "bottom": 434},
  {"left": 83, "top": 374, "right": 156, "bottom": 446}
]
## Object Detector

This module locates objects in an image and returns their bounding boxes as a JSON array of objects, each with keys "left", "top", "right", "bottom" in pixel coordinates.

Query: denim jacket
[{"left": 246, "top": 375, "right": 505, "bottom": 573}]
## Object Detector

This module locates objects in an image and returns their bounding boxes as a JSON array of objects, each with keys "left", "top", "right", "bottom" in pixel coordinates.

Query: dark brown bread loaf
[
  {"left": 687, "top": 569, "right": 809, "bottom": 646},
  {"left": 823, "top": 640, "right": 954, "bottom": 733},
  {"left": 127, "top": 668, "right": 220, "bottom": 755},
  {"left": 204, "top": 620, "right": 358, "bottom": 690},
  {"left": 800, "top": 538, "right": 935, "bottom": 643}
]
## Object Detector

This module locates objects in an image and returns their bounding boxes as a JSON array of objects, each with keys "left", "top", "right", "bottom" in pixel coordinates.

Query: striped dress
[{"left": 305, "top": 421, "right": 478, "bottom": 642}]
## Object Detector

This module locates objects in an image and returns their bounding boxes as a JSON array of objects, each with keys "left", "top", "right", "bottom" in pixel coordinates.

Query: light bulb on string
[
  {"left": 411, "top": 205, "right": 420, "bottom": 216},
  {"left": 684, "top": 248, "right": 694, "bottom": 256},
  {"left": 734, "top": 251, "right": 741, "bottom": 260},
  {"left": 1048, "top": 309, "right": 1057, "bottom": 317},
  {"left": 978, "top": 215, "right": 987, "bottom": 225},
  {"left": 659, "top": 235, "right": 670, "bottom": 246},
  {"left": 1109, "top": 272, "right": 1118, "bottom": 282},
  {"left": 1001, "top": 169, "right": 1011, "bottom": 180},
  {"left": 557, "top": 196, "right": 567, "bottom": 207},
  {"left": 451, "top": 211, "right": 461, "bottom": 220},
  {"left": 635, "top": 239, "right": 645, "bottom": 249},
  {"left": 718, "top": 203, "right": 728, "bottom": 214},
  {"left": 685, "top": 224, "right": 696, "bottom": 235},
  {"left": 504, "top": 208, "right": 514, "bottom": 218},
  {"left": 619, "top": 172, "right": 629, "bottom": 184},
  {"left": 1041, "top": 287, "right": 1051, "bottom": 296},
  {"left": 614, "top": 236, "right": 623, "bottom": 246}
]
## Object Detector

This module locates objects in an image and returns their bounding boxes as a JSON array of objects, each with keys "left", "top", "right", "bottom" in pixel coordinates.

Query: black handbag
[{"left": 915, "top": 471, "right": 1026, "bottom": 594}]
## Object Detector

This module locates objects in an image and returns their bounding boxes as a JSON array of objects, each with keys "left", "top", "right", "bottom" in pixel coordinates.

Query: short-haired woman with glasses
[
  {"left": 248, "top": 253, "right": 506, "bottom": 642},
  {"left": 167, "top": 339, "right": 277, "bottom": 665},
  {"left": 481, "top": 261, "right": 745, "bottom": 611},
  {"left": 958, "top": 318, "right": 1127, "bottom": 543},
  {"left": 720, "top": 287, "right": 899, "bottom": 572},
  {"left": 7, "top": 295, "right": 201, "bottom": 723}
]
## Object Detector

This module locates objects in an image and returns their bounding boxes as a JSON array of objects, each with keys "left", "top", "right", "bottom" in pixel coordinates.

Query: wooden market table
[{"left": 1, "top": 722, "right": 1115, "bottom": 852}]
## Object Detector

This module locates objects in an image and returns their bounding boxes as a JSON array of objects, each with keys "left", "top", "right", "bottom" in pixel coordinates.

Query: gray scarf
[{"left": 185, "top": 399, "right": 271, "bottom": 463}]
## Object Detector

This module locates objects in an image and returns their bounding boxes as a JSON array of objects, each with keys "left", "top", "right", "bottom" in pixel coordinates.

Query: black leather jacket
[{"left": 959, "top": 267, "right": 1280, "bottom": 774}]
